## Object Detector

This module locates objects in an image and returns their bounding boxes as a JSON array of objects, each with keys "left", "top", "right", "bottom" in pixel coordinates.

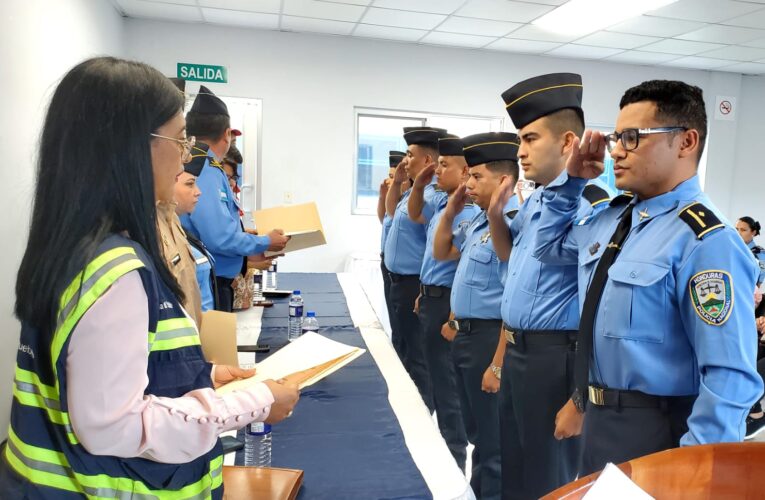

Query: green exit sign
[{"left": 177, "top": 63, "right": 227, "bottom": 83}]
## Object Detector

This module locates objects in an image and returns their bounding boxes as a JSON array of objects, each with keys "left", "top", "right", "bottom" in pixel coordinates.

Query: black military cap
[
  {"left": 389, "top": 150, "right": 406, "bottom": 168},
  {"left": 403, "top": 127, "right": 448, "bottom": 148},
  {"left": 501, "top": 73, "right": 583, "bottom": 130},
  {"left": 184, "top": 142, "right": 210, "bottom": 177},
  {"left": 438, "top": 135, "right": 464, "bottom": 156},
  {"left": 190, "top": 85, "right": 229, "bottom": 117},
  {"left": 169, "top": 77, "right": 186, "bottom": 93},
  {"left": 462, "top": 132, "right": 519, "bottom": 168}
]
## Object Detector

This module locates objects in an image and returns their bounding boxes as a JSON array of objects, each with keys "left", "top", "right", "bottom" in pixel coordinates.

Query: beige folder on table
[{"left": 252, "top": 202, "right": 326, "bottom": 257}]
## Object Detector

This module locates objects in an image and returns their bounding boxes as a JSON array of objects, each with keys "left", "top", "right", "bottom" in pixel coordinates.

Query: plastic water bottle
[
  {"left": 302, "top": 312, "right": 319, "bottom": 335},
  {"left": 244, "top": 422, "right": 272, "bottom": 467},
  {"left": 267, "top": 262, "right": 278, "bottom": 289},
  {"left": 288, "top": 291, "right": 304, "bottom": 341}
]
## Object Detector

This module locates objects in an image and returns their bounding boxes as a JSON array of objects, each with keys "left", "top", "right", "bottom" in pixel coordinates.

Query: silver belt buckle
[
  {"left": 503, "top": 327, "right": 516, "bottom": 345},
  {"left": 589, "top": 386, "right": 605, "bottom": 406}
]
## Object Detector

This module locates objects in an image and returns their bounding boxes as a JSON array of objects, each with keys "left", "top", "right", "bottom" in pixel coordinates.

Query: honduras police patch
[{"left": 689, "top": 270, "right": 733, "bottom": 326}]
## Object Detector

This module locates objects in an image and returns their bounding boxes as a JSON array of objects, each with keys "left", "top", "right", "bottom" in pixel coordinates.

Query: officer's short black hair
[
  {"left": 545, "top": 108, "right": 584, "bottom": 139},
  {"left": 619, "top": 80, "right": 707, "bottom": 162},
  {"left": 185, "top": 111, "right": 230, "bottom": 142},
  {"left": 485, "top": 160, "right": 519, "bottom": 183},
  {"left": 739, "top": 216, "right": 761, "bottom": 236}
]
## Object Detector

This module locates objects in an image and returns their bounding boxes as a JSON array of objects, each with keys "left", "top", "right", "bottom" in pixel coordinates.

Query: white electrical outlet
[{"left": 284, "top": 191, "right": 293, "bottom": 203}]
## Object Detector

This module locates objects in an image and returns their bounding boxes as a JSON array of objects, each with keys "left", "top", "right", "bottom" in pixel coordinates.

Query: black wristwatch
[{"left": 572, "top": 388, "right": 585, "bottom": 413}]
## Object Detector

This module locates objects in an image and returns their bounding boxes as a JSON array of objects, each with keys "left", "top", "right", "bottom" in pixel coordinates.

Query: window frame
[{"left": 352, "top": 106, "right": 506, "bottom": 215}]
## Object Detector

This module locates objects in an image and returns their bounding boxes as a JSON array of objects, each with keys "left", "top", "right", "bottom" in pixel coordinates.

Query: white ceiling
[{"left": 111, "top": 0, "right": 765, "bottom": 75}]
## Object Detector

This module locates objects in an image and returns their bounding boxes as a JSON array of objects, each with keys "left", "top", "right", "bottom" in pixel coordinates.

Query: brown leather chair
[
  {"left": 542, "top": 442, "right": 765, "bottom": 499},
  {"left": 223, "top": 466, "right": 303, "bottom": 500}
]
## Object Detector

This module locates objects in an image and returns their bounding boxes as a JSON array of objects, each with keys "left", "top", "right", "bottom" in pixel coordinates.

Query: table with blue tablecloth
[{"left": 224, "top": 273, "right": 474, "bottom": 500}]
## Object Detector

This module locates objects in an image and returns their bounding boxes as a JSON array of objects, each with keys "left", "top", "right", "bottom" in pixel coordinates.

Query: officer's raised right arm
[
  {"left": 433, "top": 184, "right": 466, "bottom": 261},
  {"left": 189, "top": 170, "right": 270, "bottom": 257}
]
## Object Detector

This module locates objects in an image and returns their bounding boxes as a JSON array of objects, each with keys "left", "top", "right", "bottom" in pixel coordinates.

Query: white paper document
[
  {"left": 583, "top": 463, "right": 654, "bottom": 500},
  {"left": 216, "top": 332, "right": 365, "bottom": 394}
]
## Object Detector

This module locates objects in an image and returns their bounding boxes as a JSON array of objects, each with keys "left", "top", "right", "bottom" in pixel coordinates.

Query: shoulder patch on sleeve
[
  {"left": 582, "top": 184, "right": 611, "bottom": 208},
  {"left": 679, "top": 202, "right": 724, "bottom": 239},
  {"left": 505, "top": 209, "right": 519, "bottom": 220},
  {"left": 609, "top": 192, "right": 634, "bottom": 207},
  {"left": 689, "top": 270, "right": 733, "bottom": 326}
]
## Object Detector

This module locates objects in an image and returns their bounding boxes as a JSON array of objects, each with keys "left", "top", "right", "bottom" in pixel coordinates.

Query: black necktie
[{"left": 575, "top": 203, "right": 635, "bottom": 404}]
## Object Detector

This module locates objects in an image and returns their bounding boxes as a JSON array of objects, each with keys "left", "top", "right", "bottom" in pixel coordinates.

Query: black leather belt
[
  {"left": 388, "top": 272, "right": 419, "bottom": 283},
  {"left": 588, "top": 386, "right": 694, "bottom": 409},
  {"left": 420, "top": 284, "right": 450, "bottom": 298},
  {"left": 502, "top": 324, "right": 576, "bottom": 347},
  {"left": 454, "top": 318, "right": 501, "bottom": 334}
]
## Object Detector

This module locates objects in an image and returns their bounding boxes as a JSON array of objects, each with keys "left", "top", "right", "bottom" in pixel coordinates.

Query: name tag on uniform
[
  {"left": 219, "top": 190, "right": 229, "bottom": 202},
  {"left": 195, "top": 256, "right": 209, "bottom": 266},
  {"left": 171, "top": 254, "right": 181, "bottom": 266}
]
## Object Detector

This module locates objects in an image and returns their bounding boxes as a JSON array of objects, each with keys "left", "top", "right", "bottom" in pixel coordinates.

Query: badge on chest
[{"left": 480, "top": 231, "right": 491, "bottom": 244}]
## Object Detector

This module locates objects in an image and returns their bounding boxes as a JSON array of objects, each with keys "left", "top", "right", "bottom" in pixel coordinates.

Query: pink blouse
[{"left": 66, "top": 270, "right": 274, "bottom": 463}]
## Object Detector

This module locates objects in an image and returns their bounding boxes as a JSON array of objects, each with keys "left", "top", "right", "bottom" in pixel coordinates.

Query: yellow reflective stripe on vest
[
  {"left": 5, "top": 427, "right": 224, "bottom": 499},
  {"left": 51, "top": 247, "right": 145, "bottom": 378},
  {"left": 148, "top": 317, "right": 201, "bottom": 352},
  {"left": 12, "top": 367, "right": 78, "bottom": 444}
]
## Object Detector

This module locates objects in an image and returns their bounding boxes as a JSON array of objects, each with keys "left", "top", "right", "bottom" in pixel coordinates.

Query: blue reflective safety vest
[{"left": 0, "top": 234, "right": 223, "bottom": 499}]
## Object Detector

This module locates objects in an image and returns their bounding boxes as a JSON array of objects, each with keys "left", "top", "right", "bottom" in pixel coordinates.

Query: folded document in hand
[{"left": 216, "top": 332, "right": 365, "bottom": 393}]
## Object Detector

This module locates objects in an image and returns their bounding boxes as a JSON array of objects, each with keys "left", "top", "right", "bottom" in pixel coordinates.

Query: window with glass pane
[
  {"left": 353, "top": 109, "right": 505, "bottom": 214},
  {"left": 355, "top": 114, "right": 424, "bottom": 214}
]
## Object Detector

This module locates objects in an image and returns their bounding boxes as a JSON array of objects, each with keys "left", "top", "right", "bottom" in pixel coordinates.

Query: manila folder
[{"left": 216, "top": 332, "right": 365, "bottom": 394}]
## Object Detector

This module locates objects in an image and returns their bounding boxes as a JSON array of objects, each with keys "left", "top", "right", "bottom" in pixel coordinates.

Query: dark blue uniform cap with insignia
[
  {"left": 461, "top": 132, "right": 519, "bottom": 167},
  {"left": 403, "top": 126, "right": 448, "bottom": 148},
  {"left": 389, "top": 150, "right": 406, "bottom": 167},
  {"left": 438, "top": 135, "right": 464, "bottom": 156},
  {"left": 184, "top": 142, "right": 210, "bottom": 177},
  {"left": 190, "top": 85, "right": 229, "bottom": 117},
  {"left": 501, "top": 73, "right": 584, "bottom": 130}
]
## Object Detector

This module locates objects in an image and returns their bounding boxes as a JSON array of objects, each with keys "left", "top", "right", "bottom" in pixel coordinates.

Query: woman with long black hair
[{"left": 0, "top": 57, "right": 298, "bottom": 498}]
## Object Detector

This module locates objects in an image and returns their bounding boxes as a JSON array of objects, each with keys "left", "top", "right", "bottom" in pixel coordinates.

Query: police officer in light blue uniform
[
  {"left": 380, "top": 151, "right": 407, "bottom": 331},
  {"left": 534, "top": 79, "right": 762, "bottom": 475},
  {"left": 736, "top": 216, "right": 764, "bottom": 286},
  {"left": 485, "top": 73, "right": 609, "bottom": 500},
  {"left": 385, "top": 127, "right": 448, "bottom": 412},
  {"left": 408, "top": 135, "right": 478, "bottom": 471},
  {"left": 180, "top": 86, "right": 288, "bottom": 312},
  {"left": 433, "top": 132, "right": 520, "bottom": 500}
]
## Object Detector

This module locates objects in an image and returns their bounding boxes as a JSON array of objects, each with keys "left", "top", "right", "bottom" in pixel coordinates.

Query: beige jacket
[{"left": 156, "top": 201, "right": 203, "bottom": 329}]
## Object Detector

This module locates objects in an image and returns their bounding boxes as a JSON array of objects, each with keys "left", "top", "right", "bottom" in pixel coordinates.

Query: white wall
[
  {"left": 124, "top": 19, "right": 750, "bottom": 272},
  {"left": 730, "top": 75, "right": 765, "bottom": 231},
  {"left": 0, "top": 0, "right": 124, "bottom": 440}
]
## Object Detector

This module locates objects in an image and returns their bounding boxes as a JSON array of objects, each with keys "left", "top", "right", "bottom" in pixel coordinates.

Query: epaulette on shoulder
[
  {"left": 583, "top": 184, "right": 611, "bottom": 208},
  {"left": 609, "top": 192, "right": 634, "bottom": 207},
  {"left": 679, "top": 202, "right": 724, "bottom": 239},
  {"left": 505, "top": 209, "right": 519, "bottom": 220},
  {"left": 753, "top": 245, "right": 764, "bottom": 255}
]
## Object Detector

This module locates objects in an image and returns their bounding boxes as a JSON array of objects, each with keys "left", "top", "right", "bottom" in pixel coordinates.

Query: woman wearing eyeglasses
[{"left": 0, "top": 57, "right": 299, "bottom": 498}]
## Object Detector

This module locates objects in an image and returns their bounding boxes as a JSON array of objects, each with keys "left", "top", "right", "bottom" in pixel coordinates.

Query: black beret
[
  {"left": 184, "top": 142, "right": 210, "bottom": 177},
  {"left": 190, "top": 85, "right": 229, "bottom": 117},
  {"left": 403, "top": 127, "right": 448, "bottom": 148},
  {"left": 462, "top": 132, "right": 519, "bottom": 167},
  {"left": 501, "top": 73, "right": 583, "bottom": 130},
  {"left": 438, "top": 135, "right": 464, "bottom": 156},
  {"left": 389, "top": 150, "right": 406, "bottom": 168}
]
